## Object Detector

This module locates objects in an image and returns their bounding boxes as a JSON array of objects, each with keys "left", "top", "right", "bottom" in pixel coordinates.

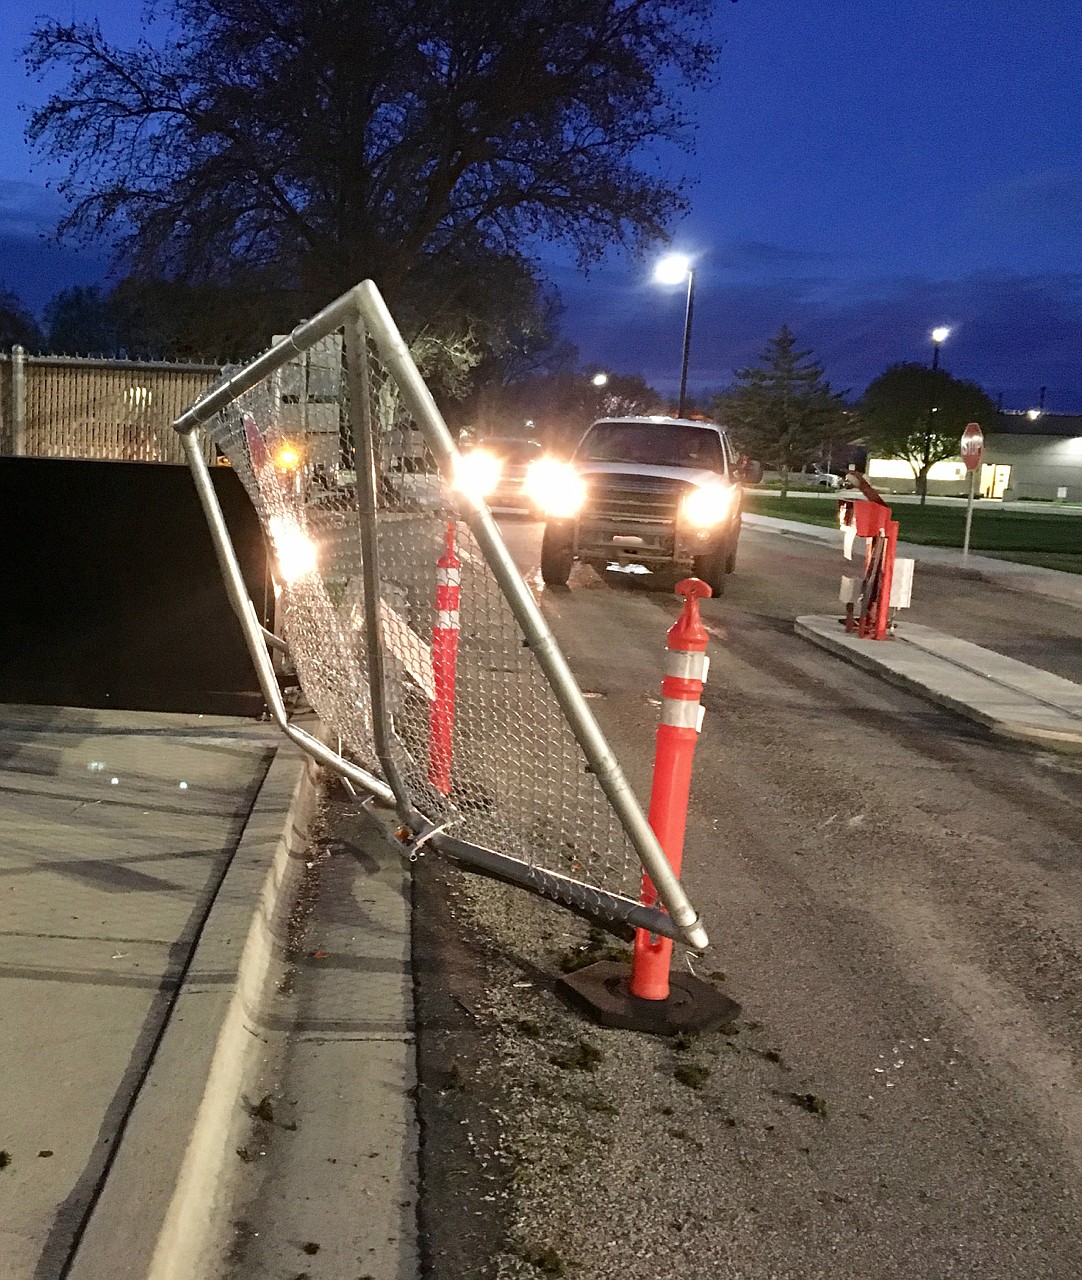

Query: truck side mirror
[{"left": 736, "top": 458, "right": 763, "bottom": 484}]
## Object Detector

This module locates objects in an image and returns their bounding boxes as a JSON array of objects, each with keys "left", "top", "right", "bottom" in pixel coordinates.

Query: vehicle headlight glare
[
  {"left": 525, "top": 458, "right": 586, "bottom": 518},
  {"left": 268, "top": 515, "right": 318, "bottom": 583},
  {"left": 454, "top": 448, "right": 503, "bottom": 500},
  {"left": 682, "top": 484, "right": 733, "bottom": 528}
]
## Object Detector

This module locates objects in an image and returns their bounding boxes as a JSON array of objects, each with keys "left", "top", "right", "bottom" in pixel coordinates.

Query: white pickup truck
[{"left": 532, "top": 417, "right": 757, "bottom": 595}]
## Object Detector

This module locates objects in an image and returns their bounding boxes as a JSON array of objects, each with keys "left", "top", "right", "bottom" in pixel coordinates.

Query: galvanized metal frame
[
  {"left": 341, "top": 311, "right": 421, "bottom": 825},
  {"left": 173, "top": 282, "right": 708, "bottom": 951}
]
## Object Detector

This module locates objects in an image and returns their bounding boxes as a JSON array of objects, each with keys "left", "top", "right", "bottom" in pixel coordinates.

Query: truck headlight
[
  {"left": 267, "top": 515, "right": 318, "bottom": 583},
  {"left": 681, "top": 483, "right": 734, "bottom": 528},
  {"left": 525, "top": 458, "right": 586, "bottom": 518},
  {"left": 454, "top": 448, "right": 503, "bottom": 500}
]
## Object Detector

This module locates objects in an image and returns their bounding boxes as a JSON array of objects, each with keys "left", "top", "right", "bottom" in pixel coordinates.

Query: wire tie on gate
[{"left": 398, "top": 819, "right": 450, "bottom": 862}]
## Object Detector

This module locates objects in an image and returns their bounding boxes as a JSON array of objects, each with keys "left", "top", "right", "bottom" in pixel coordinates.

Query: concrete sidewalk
[
  {"left": 746, "top": 512, "right": 1082, "bottom": 747},
  {"left": 796, "top": 616, "right": 1082, "bottom": 752},
  {"left": 0, "top": 704, "right": 321, "bottom": 1279}
]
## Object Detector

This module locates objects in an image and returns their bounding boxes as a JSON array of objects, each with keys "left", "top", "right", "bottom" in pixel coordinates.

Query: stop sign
[{"left": 960, "top": 422, "right": 984, "bottom": 472}]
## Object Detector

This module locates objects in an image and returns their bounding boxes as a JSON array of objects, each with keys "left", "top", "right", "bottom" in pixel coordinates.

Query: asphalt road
[{"left": 433, "top": 516, "right": 1082, "bottom": 1279}]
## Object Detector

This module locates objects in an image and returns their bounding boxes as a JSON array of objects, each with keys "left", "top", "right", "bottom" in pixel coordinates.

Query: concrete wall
[
  {"left": 868, "top": 431, "right": 1082, "bottom": 501},
  {"left": 987, "top": 433, "right": 1082, "bottom": 502}
]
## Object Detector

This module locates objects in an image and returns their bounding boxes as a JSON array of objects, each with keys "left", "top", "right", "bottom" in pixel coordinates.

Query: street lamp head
[
  {"left": 591, "top": 372, "right": 609, "bottom": 387},
  {"left": 931, "top": 326, "right": 951, "bottom": 344},
  {"left": 654, "top": 253, "right": 692, "bottom": 286}
]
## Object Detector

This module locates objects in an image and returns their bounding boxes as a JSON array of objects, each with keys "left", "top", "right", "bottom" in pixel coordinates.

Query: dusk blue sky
[{"left": 1, "top": 1, "right": 1080, "bottom": 410}]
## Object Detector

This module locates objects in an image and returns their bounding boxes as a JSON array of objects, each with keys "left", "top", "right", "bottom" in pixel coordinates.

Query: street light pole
[
  {"left": 654, "top": 254, "right": 697, "bottom": 419},
  {"left": 677, "top": 268, "right": 695, "bottom": 419},
  {"left": 920, "top": 326, "right": 950, "bottom": 505}
]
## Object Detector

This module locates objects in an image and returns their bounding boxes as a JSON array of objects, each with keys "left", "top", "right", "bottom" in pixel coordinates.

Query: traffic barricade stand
[
  {"left": 838, "top": 474, "right": 909, "bottom": 640},
  {"left": 428, "top": 521, "right": 460, "bottom": 795},
  {"left": 558, "top": 578, "right": 740, "bottom": 1034}
]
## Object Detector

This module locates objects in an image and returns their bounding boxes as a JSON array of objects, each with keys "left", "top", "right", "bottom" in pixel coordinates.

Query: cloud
[
  {"left": 0, "top": 234, "right": 112, "bottom": 317},
  {"left": 0, "top": 179, "right": 65, "bottom": 239},
  {"left": 973, "top": 168, "right": 1082, "bottom": 240},
  {"left": 721, "top": 240, "right": 837, "bottom": 270},
  {"left": 0, "top": 179, "right": 116, "bottom": 315},
  {"left": 552, "top": 265, "right": 1082, "bottom": 412}
]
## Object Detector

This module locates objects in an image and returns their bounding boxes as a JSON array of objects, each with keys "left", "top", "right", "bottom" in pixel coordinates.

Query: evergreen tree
[{"left": 716, "top": 325, "right": 846, "bottom": 497}]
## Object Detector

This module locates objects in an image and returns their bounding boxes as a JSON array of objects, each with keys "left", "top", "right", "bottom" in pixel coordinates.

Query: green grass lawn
[{"left": 746, "top": 494, "right": 1082, "bottom": 573}]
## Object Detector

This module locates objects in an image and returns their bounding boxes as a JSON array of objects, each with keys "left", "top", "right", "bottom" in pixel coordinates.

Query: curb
[
  {"left": 67, "top": 741, "right": 323, "bottom": 1280},
  {"left": 795, "top": 617, "right": 1082, "bottom": 754}
]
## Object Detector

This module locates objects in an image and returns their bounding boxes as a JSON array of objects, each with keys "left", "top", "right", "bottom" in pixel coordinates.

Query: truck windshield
[{"left": 577, "top": 422, "right": 725, "bottom": 470}]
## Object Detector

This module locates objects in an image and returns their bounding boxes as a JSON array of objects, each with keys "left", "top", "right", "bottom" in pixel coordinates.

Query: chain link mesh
[{"left": 195, "top": 325, "right": 642, "bottom": 910}]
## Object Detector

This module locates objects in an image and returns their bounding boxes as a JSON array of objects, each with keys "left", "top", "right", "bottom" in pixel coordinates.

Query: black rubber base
[{"left": 557, "top": 960, "right": 741, "bottom": 1036}]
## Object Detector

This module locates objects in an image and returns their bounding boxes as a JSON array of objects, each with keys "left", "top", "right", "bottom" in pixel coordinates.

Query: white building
[
  {"left": 991, "top": 412, "right": 1082, "bottom": 502},
  {"left": 868, "top": 412, "right": 1082, "bottom": 501}
]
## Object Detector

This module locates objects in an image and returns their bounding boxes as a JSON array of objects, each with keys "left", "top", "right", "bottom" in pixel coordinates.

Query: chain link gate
[{"left": 173, "top": 281, "right": 708, "bottom": 950}]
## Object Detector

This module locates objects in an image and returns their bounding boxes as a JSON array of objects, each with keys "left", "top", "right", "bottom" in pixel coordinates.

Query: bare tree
[{"left": 26, "top": 1, "right": 721, "bottom": 318}]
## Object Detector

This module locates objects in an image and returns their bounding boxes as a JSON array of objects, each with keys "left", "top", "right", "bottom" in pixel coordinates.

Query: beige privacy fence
[
  {"left": 172, "top": 281, "right": 708, "bottom": 950},
  {"left": 0, "top": 348, "right": 220, "bottom": 463}
]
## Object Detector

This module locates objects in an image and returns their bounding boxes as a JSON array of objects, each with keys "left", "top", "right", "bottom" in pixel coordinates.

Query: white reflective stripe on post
[
  {"left": 665, "top": 650, "right": 709, "bottom": 682},
  {"left": 661, "top": 699, "right": 704, "bottom": 730},
  {"left": 437, "top": 567, "right": 462, "bottom": 586},
  {"left": 436, "top": 610, "right": 460, "bottom": 630}
]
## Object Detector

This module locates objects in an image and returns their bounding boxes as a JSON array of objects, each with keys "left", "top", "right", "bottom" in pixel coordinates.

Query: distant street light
[
  {"left": 930, "top": 326, "right": 950, "bottom": 369},
  {"left": 653, "top": 253, "right": 696, "bottom": 418},
  {"left": 591, "top": 371, "right": 609, "bottom": 387},
  {"left": 920, "top": 325, "right": 951, "bottom": 504}
]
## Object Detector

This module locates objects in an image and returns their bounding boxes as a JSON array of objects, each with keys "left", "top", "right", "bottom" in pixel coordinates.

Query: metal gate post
[
  {"left": 178, "top": 428, "right": 395, "bottom": 806},
  {"left": 341, "top": 312, "right": 421, "bottom": 826},
  {"left": 11, "top": 345, "right": 26, "bottom": 456},
  {"left": 875, "top": 519, "right": 900, "bottom": 640}
]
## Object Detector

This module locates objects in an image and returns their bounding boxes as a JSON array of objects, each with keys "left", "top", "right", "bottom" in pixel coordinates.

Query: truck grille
[{"left": 583, "top": 474, "right": 688, "bottom": 525}]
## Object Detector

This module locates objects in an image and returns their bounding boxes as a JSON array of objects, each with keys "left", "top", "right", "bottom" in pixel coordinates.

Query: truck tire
[
  {"left": 725, "top": 534, "right": 739, "bottom": 574},
  {"left": 541, "top": 522, "right": 574, "bottom": 586},
  {"left": 692, "top": 550, "right": 725, "bottom": 597}
]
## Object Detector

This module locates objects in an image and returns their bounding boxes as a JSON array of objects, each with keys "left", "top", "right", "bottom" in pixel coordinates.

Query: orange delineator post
[
  {"left": 629, "top": 578, "right": 712, "bottom": 1002},
  {"left": 428, "top": 522, "right": 461, "bottom": 796},
  {"left": 871, "top": 517, "right": 899, "bottom": 640}
]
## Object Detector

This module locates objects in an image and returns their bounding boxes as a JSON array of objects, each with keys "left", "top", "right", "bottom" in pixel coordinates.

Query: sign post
[{"left": 960, "top": 422, "right": 984, "bottom": 560}]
